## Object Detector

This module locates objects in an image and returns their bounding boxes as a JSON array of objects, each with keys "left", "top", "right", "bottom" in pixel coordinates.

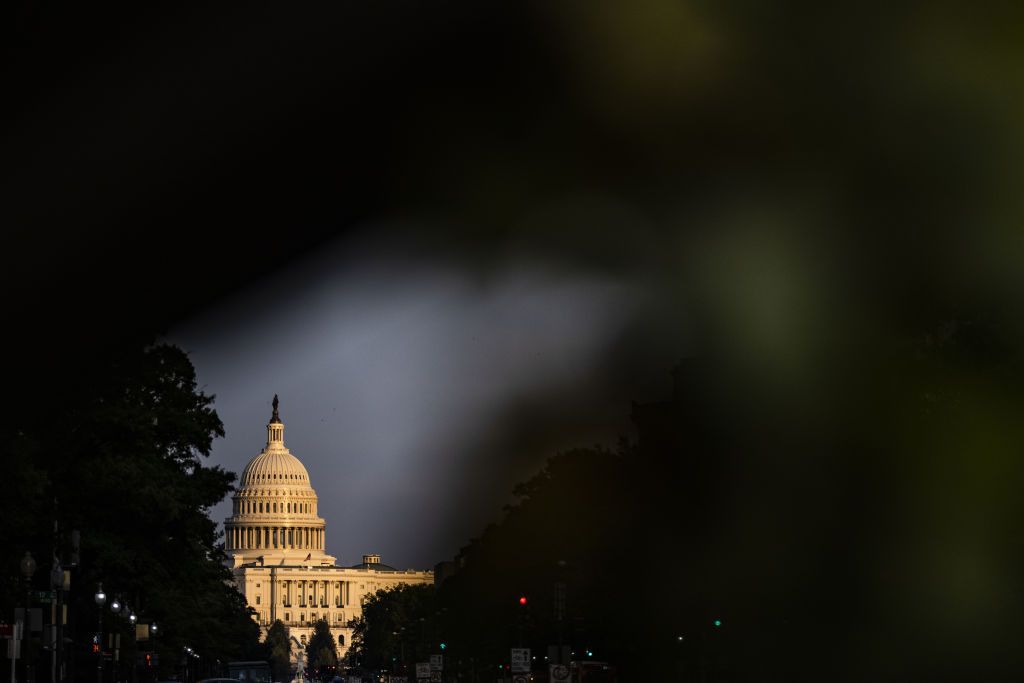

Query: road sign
[
  {"left": 549, "top": 663, "right": 571, "bottom": 682},
  {"left": 510, "top": 648, "right": 530, "bottom": 673},
  {"left": 429, "top": 654, "right": 443, "bottom": 671},
  {"left": 415, "top": 662, "right": 431, "bottom": 679},
  {"left": 34, "top": 591, "right": 53, "bottom": 604}
]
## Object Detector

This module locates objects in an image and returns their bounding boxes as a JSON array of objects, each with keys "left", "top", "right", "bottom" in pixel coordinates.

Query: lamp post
[
  {"left": 125, "top": 606, "right": 136, "bottom": 682},
  {"left": 50, "top": 557, "right": 64, "bottom": 683},
  {"left": 20, "top": 552, "right": 36, "bottom": 683},
  {"left": 109, "top": 599, "right": 123, "bottom": 683},
  {"left": 94, "top": 584, "right": 106, "bottom": 683}
]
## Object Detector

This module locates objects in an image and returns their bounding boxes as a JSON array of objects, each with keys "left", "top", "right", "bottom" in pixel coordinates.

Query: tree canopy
[
  {"left": 264, "top": 619, "right": 292, "bottom": 682},
  {"left": 0, "top": 342, "right": 263, "bottom": 679},
  {"left": 349, "top": 583, "right": 436, "bottom": 673},
  {"left": 305, "top": 618, "right": 339, "bottom": 680}
]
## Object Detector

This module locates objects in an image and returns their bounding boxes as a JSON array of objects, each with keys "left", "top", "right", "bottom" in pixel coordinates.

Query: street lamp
[
  {"left": 50, "top": 556, "right": 64, "bottom": 683},
  {"left": 122, "top": 603, "right": 134, "bottom": 683},
  {"left": 110, "top": 597, "right": 121, "bottom": 614},
  {"left": 95, "top": 584, "right": 107, "bottom": 683},
  {"left": 21, "top": 552, "right": 36, "bottom": 683}
]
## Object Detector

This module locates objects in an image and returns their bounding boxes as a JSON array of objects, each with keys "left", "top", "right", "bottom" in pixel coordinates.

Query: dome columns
[
  {"left": 227, "top": 523, "right": 325, "bottom": 549},
  {"left": 225, "top": 523, "right": 326, "bottom": 552}
]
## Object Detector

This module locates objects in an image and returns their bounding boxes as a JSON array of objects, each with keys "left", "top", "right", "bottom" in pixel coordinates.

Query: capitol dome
[
  {"left": 240, "top": 448, "right": 311, "bottom": 486},
  {"left": 224, "top": 395, "right": 335, "bottom": 566}
]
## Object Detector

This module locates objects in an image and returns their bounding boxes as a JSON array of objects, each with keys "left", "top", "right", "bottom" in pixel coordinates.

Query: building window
[
  {"left": 285, "top": 613, "right": 290, "bottom": 622},
  {"left": 256, "top": 596, "right": 261, "bottom": 605},
  {"left": 300, "top": 613, "right": 305, "bottom": 622}
]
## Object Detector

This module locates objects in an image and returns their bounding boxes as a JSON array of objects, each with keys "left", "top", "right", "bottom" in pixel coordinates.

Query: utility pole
[{"left": 50, "top": 503, "right": 62, "bottom": 683}]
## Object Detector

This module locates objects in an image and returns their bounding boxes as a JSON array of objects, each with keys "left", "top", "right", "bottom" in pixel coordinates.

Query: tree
[
  {"left": 305, "top": 619, "right": 338, "bottom": 680},
  {"left": 349, "top": 583, "right": 436, "bottom": 672},
  {"left": 264, "top": 620, "right": 292, "bottom": 682},
  {"left": 0, "top": 341, "right": 263, "bottom": 678}
]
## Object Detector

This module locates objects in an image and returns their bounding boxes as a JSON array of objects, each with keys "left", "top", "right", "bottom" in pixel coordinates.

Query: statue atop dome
[{"left": 270, "top": 394, "right": 281, "bottom": 424}]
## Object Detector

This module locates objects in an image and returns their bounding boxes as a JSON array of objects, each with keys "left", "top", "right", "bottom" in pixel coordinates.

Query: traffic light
[
  {"left": 519, "top": 596, "right": 527, "bottom": 605},
  {"left": 713, "top": 619, "right": 722, "bottom": 628},
  {"left": 439, "top": 643, "right": 446, "bottom": 650}
]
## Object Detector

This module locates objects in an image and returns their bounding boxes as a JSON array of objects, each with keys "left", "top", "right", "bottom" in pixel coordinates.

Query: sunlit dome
[
  {"left": 225, "top": 395, "right": 335, "bottom": 569},
  {"left": 238, "top": 394, "right": 312, "bottom": 489},
  {"left": 240, "top": 450, "right": 311, "bottom": 486}
]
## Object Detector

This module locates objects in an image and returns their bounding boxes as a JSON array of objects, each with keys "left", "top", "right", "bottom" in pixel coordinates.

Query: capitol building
[{"left": 224, "top": 396, "right": 433, "bottom": 663}]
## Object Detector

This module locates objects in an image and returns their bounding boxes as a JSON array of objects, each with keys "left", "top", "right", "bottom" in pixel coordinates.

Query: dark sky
[{"left": 171, "top": 237, "right": 642, "bottom": 568}]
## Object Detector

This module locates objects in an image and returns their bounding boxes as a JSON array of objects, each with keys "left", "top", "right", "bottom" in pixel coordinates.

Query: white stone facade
[{"left": 225, "top": 397, "right": 433, "bottom": 663}]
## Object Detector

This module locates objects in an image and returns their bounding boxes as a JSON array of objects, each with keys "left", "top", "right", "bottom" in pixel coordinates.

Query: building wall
[{"left": 234, "top": 563, "right": 433, "bottom": 662}]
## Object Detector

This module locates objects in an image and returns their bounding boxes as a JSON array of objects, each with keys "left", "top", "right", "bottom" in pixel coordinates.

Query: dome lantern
[{"left": 267, "top": 394, "right": 284, "bottom": 445}]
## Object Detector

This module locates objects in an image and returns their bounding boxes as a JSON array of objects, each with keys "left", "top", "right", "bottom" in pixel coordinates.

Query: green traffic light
[
  {"left": 440, "top": 643, "right": 446, "bottom": 650},
  {"left": 713, "top": 619, "right": 722, "bottom": 627}
]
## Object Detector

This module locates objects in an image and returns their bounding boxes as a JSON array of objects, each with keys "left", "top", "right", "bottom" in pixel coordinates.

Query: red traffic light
[{"left": 519, "top": 596, "right": 527, "bottom": 605}]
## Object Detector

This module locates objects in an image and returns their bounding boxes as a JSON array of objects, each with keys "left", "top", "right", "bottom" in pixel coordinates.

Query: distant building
[{"left": 224, "top": 396, "right": 433, "bottom": 664}]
